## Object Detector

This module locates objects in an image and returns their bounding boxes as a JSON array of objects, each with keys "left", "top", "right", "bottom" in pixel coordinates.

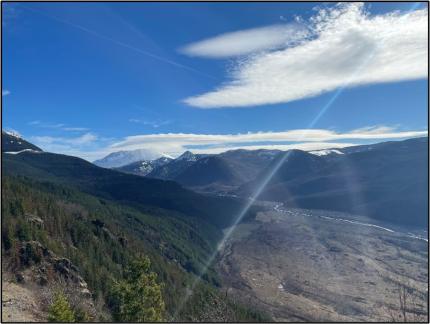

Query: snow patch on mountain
[
  {"left": 2, "top": 130, "right": 43, "bottom": 153},
  {"left": 4, "top": 149, "right": 42, "bottom": 155},
  {"left": 137, "top": 156, "right": 173, "bottom": 175},
  {"left": 309, "top": 149, "right": 344, "bottom": 156},
  {"left": 93, "top": 149, "right": 164, "bottom": 168},
  {"left": 138, "top": 161, "right": 154, "bottom": 174},
  {"left": 176, "top": 151, "right": 197, "bottom": 162},
  {"left": 3, "top": 130, "right": 23, "bottom": 139}
]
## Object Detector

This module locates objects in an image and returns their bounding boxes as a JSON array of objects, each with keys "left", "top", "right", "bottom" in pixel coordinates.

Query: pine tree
[
  {"left": 110, "top": 257, "right": 165, "bottom": 322},
  {"left": 48, "top": 292, "right": 75, "bottom": 322}
]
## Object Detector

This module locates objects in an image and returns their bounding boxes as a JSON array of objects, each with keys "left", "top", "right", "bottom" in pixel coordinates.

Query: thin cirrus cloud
[
  {"left": 105, "top": 126, "right": 427, "bottom": 158},
  {"left": 31, "top": 132, "right": 98, "bottom": 147},
  {"left": 181, "top": 3, "right": 428, "bottom": 108},
  {"left": 2, "top": 89, "right": 11, "bottom": 96},
  {"left": 30, "top": 132, "right": 102, "bottom": 160},
  {"left": 28, "top": 120, "right": 88, "bottom": 132},
  {"left": 129, "top": 118, "right": 172, "bottom": 128}
]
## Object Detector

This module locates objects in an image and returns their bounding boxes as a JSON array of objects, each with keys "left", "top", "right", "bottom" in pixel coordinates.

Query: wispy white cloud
[
  {"left": 28, "top": 120, "right": 88, "bottom": 132},
  {"left": 180, "top": 23, "right": 307, "bottom": 58},
  {"left": 182, "top": 3, "right": 428, "bottom": 108},
  {"left": 30, "top": 133, "right": 101, "bottom": 160},
  {"left": 28, "top": 120, "right": 41, "bottom": 126},
  {"left": 19, "top": 4, "right": 214, "bottom": 80},
  {"left": 32, "top": 132, "right": 98, "bottom": 146},
  {"left": 106, "top": 125, "right": 427, "bottom": 158},
  {"left": 128, "top": 118, "right": 172, "bottom": 128},
  {"left": 29, "top": 121, "right": 65, "bottom": 128},
  {"left": 62, "top": 127, "right": 89, "bottom": 132},
  {"left": 26, "top": 126, "right": 427, "bottom": 161},
  {"left": 2, "top": 89, "right": 11, "bottom": 96}
]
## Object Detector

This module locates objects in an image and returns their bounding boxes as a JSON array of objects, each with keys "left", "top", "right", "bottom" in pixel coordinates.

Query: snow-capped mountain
[
  {"left": 176, "top": 150, "right": 198, "bottom": 162},
  {"left": 2, "top": 130, "right": 43, "bottom": 153},
  {"left": 115, "top": 156, "right": 173, "bottom": 176},
  {"left": 116, "top": 150, "right": 209, "bottom": 179},
  {"left": 93, "top": 149, "right": 167, "bottom": 168},
  {"left": 143, "top": 149, "right": 281, "bottom": 193},
  {"left": 93, "top": 149, "right": 166, "bottom": 168},
  {"left": 147, "top": 151, "right": 210, "bottom": 180}
]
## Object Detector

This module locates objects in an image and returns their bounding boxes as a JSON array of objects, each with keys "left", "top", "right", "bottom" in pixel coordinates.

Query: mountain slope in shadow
[{"left": 237, "top": 137, "right": 428, "bottom": 228}]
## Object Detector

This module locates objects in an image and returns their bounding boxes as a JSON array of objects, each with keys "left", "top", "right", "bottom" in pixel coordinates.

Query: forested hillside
[
  {"left": 1, "top": 141, "right": 268, "bottom": 322},
  {"left": 2, "top": 151, "right": 259, "bottom": 228},
  {"left": 1, "top": 175, "right": 269, "bottom": 321}
]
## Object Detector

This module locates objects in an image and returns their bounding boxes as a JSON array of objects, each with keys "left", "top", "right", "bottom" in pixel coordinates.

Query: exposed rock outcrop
[{"left": 3, "top": 240, "right": 96, "bottom": 321}]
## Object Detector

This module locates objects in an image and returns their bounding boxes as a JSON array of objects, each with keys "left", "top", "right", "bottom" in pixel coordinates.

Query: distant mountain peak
[
  {"left": 176, "top": 151, "right": 197, "bottom": 161},
  {"left": 115, "top": 155, "right": 173, "bottom": 176},
  {"left": 93, "top": 148, "right": 163, "bottom": 168}
]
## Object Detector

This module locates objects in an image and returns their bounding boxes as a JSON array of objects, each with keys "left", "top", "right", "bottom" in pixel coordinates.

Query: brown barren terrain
[{"left": 218, "top": 206, "right": 428, "bottom": 322}]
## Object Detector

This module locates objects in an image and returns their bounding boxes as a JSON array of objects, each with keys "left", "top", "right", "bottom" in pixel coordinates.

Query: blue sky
[{"left": 2, "top": 2, "right": 428, "bottom": 160}]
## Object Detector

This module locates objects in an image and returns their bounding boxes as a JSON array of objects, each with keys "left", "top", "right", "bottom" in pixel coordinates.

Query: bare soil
[
  {"left": 217, "top": 207, "right": 428, "bottom": 322},
  {"left": 2, "top": 281, "right": 46, "bottom": 322}
]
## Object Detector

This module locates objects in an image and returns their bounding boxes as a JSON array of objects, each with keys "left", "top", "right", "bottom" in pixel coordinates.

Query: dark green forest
[{"left": 2, "top": 168, "right": 269, "bottom": 321}]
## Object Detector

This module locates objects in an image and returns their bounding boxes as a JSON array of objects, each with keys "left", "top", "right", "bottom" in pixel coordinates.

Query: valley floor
[{"left": 217, "top": 206, "right": 429, "bottom": 322}]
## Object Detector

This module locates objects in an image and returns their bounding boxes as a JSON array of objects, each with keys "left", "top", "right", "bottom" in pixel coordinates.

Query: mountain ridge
[
  {"left": 238, "top": 137, "right": 428, "bottom": 228},
  {"left": 2, "top": 148, "right": 258, "bottom": 229},
  {"left": 2, "top": 131, "right": 43, "bottom": 153},
  {"left": 93, "top": 149, "right": 172, "bottom": 168}
]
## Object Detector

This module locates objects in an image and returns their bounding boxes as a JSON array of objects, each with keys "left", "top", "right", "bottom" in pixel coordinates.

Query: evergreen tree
[
  {"left": 48, "top": 292, "right": 75, "bottom": 322},
  {"left": 110, "top": 257, "right": 165, "bottom": 322}
]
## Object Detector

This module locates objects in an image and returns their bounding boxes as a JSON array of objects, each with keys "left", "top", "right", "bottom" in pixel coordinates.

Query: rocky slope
[{"left": 2, "top": 240, "right": 96, "bottom": 321}]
